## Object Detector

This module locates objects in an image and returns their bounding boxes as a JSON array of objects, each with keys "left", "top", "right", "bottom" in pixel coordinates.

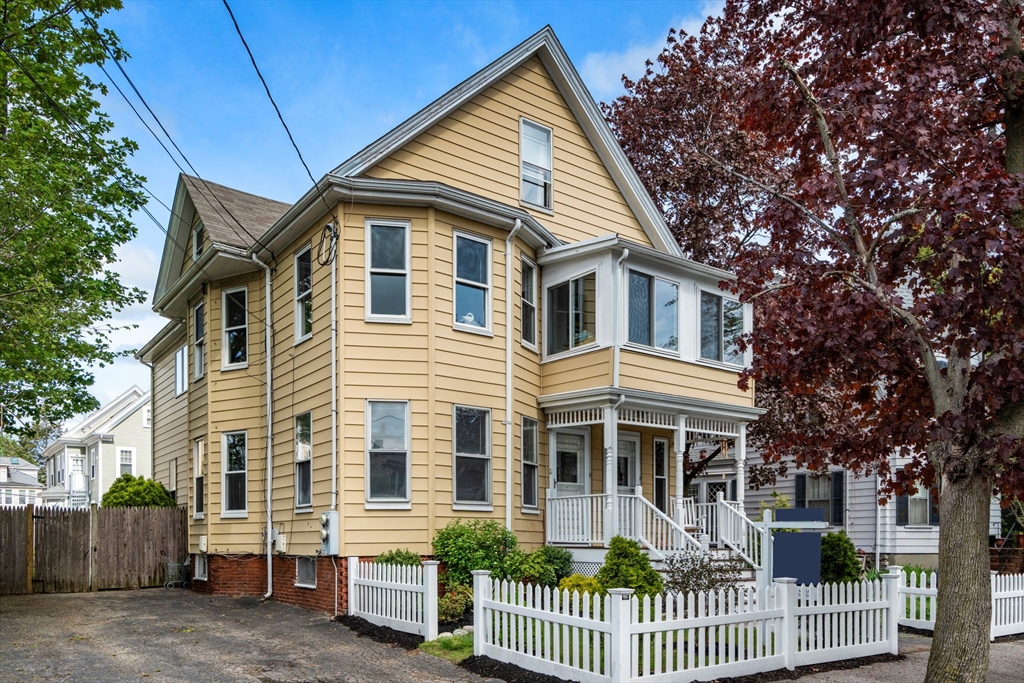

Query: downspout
[
  {"left": 252, "top": 254, "right": 274, "bottom": 599},
  {"left": 874, "top": 469, "right": 882, "bottom": 570},
  {"left": 503, "top": 218, "right": 523, "bottom": 531},
  {"left": 613, "top": 249, "right": 629, "bottom": 387},
  {"left": 330, "top": 224, "right": 339, "bottom": 512}
]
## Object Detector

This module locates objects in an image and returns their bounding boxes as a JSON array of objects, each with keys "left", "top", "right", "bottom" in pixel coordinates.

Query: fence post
[
  {"left": 89, "top": 504, "right": 98, "bottom": 592},
  {"left": 25, "top": 504, "right": 34, "bottom": 594},
  {"left": 700, "top": 533, "right": 710, "bottom": 554},
  {"left": 883, "top": 566, "right": 901, "bottom": 655},
  {"left": 776, "top": 577, "right": 797, "bottom": 670},
  {"left": 472, "top": 570, "right": 492, "bottom": 657},
  {"left": 347, "top": 556, "right": 358, "bottom": 616},
  {"left": 608, "top": 587, "right": 634, "bottom": 682},
  {"left": 423, "top": 561, "right": 439, "bottom": 641},
  {"left": 990, "top": 571, "right": 998, "bottom": 642}
]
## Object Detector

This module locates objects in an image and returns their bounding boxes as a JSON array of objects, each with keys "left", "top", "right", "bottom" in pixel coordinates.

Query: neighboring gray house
[
  {"left": 40, "top": 386, "right": 153, "bottom": 507},
  {"left": 0, "top": 456, "right": 43, "bottom": 507}
]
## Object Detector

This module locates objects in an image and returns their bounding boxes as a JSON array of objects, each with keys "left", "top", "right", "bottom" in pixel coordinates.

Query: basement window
[
  {"left": 193, "top": 554, "right": 208, "bottom": 581},
  {"left": 296, "top": 556, "right": 317, "bottom": 588}
]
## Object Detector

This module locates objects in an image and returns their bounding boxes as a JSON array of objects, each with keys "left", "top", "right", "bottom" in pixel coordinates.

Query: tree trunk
[{"left": 924, "top": 470, "right": 992, "bottom": 683}]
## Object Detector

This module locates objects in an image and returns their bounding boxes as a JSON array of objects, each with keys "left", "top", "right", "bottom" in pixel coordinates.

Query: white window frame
[
  {"left": 452, "top": 405, "right": 492, "bottom": 509},
  {"left": 519, "top": 117, "right": 554, "bottom": 211},
  {"left": 174, "top": 345, "right": 188, "bottom": 396},
  {"left": 365, "top": 400, "right": 411, "bottom": 509},
  {"left": 452, "top": 231, "right": 493, "bottom": 335},
  {"left": 521, "top": 416, "right": 539, "bottom": 511},
  {"left": 520, "top": 256, "right": 538, "bottom": 350},
  {"left": 143, "top": 405, "right": 152, "bottom": 429},
  {"left": 364, "top": 218, "right": 412, "bottom": 324},
  {"left": 193, "top": 438, "right": 205, "bottom": 519},
  {"left": 653, "top": 437, "right": 670, "bottom": 514},
  {"left": 295, "top": 411, "right": 313, "bottom": 510},
  {"left": 221, "top": 286, "right": 249, "bottom": 370},
  {"left": 544, "top": 270, "right": 598, "bottom": 360},
  {"left": 295, "top": 556, "right": 317, "bottom": 589},
  {"left": 89, "top": 446, "right": 96, "bottom": 479},
  {"left": 192, "top": 218, "right": 205, "bottom": 260},
  {"left": 221, "top": 431, "right": 248, "bottom": 518},
  {"left": 194, "top": 301, "right": 206, "bottom": 380},
  {"left": 118, "top": 447, "right": 136, "bottom": 477},
  {"left": 294, "top": 245, "right": 314, "bottom": 342},
  {"left": 193, "top": 554, "right": 208, "bottom": 581},
  {"left": 908, "top": 485, "right": 931, "bottom": 526},
  {"left": 626, "top": 269, "right": 680, "bottom": 355},
  {"left": 697, "top": 286, "right": 747, "bottom": 368}
]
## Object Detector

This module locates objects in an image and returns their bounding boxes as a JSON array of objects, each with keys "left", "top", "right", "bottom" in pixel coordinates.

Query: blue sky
[{"left": 87, "top": 0, "right": 719, "bottom": 412}]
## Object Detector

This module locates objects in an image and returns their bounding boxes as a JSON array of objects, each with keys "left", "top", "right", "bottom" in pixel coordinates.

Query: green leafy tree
[
  {"left": 100, "top": 474, "right": 175, "bottom": 508},
  {"left": 0, "top": 1, "right": 146, "bottom": 434}
]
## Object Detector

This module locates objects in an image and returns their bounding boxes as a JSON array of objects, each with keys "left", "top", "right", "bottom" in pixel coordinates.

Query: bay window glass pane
[
  {"left": 370, "top": 273, "right": 406, "bottom": 316},
  {"left": 456, "top": 237, "right": 488, "bottom": 284},
  {"left": 700, "top": 291, "right": 722, "bottom": 361},
  {"left": 723, "top": 299, "right": 744, "bottom": 364},
  {"left": 369, "top": 451, "right": 407, "bottom": 499},
  {"left": 370, "top": 402, "right": 406, "bottom": 450},
  {"left": 628, "top": 272, "right": 651, "bottom": 345},
  {"left": 227, "top": 329, "right": 247, "bottom": 365},
  {"left": 547, "top": 281, "right": 570, "bottom": 354},
  {"left": 226, "top": 291, "right": 246, "bottom": 328},
  {"left": 370, "top": 225, "right": 405, "bottom": 270},
  {"left": 296, "top": 460, "right": 311, "bottom": 507},
  {"left": 655, "top": 279, "right": 678, "bottom": 351},
  {"left": 455, "top": 456, "right": 488, "bottom": 502},
  {"left": 571, "top": 273, "right": 596, "bottom": 347},
  {"left": 455, "top": 283, "right": 486, "bottom": 328},
  {"left": 455, "top": 407, "right": 488, "bottom": 455}
]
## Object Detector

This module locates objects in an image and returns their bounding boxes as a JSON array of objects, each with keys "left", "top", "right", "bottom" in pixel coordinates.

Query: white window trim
[
  {"left": 542, "top": 269, "right": 599, "bottom": 361},
  {"left": 364, "top": 218, "right": 412, "bottom": 324},
  {"left": 520, "top": 256, "right": 538, "bottom": 351},
  {"left": 521, "top": 416, "right": 539, "bottom": 511},
  {"left": 364, "top": 400, "right": 412, "bottom": 510},
  {"left": 221, "top": 286, "right": 249, "bottom": 371},
  {"left": 294, "top": 411, "right": 313, "bottom": 509},
  {"left": 519, "top": 117, "right": 554, "bottom": 212},
  {"left": 118, "top": 447, "right": 136, "bottom": 477},
  {"left": 193, "top": 301, "right": 206, "bottom": 380},
  {"left": 193, "top": 438, "right": 205, "bottom": 520},
  {"left": 452, "top": 231, "right": 493, "bottom": 335},
  {"left": 193, "top": 554, "right": 208, "bottom": 581},
  {"left": 626, "top": 268, "right": 681, "bottom": 356},
  {"left": 142, "top": 405, "right": 152, "bottom": 429},
  {"left": 695, "top": 285, "right": 749, "bottom": 370},
  {"left": 295, "top": 556, "right": 317, "bottom": 589},
  {"left": 174, "top": 345, "right": 188, "bottom": 396},
  {"left": 452, "top": 405, "right": 492, "bottom": 508},
  {"left": 653, "top": 437, "right": 670, "bottom": 514},
  {"left": 294, "top": 244, "right": 314, "bottom": 343},
  {"left": 192, "top": 219, "right": 205, "bottom": 260},
  {"left": 221, "top": 431, "right": 248, "bottom": 518}
]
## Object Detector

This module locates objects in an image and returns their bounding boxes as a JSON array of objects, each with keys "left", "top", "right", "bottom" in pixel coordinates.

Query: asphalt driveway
[{"left": 0, "top": 590, "right": 489, "bottom": 683}]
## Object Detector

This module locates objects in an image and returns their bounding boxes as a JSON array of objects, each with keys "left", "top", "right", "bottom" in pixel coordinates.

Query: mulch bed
[
  {"left": 898, "top": 624, "right": 935, "bottom": 638},
  {"left": 438, "top": 609, "right": 473, "bottom": 633},
  {"left": 334, "top": 614, "right": 423, "bottom": 650},
  {"left": 460, "top": 656, "right": 566, "bottom": 683}
]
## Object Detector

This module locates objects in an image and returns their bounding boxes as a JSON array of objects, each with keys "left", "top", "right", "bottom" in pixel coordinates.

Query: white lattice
[
  {"left": 686, "top": 417, "right": 740, "bottom": 439},
  {"left": 618, "top": 408, "right": 677, "bottom": 429},
  {"left": 547, "top": 407, "right": 603, "bottom": 428}
]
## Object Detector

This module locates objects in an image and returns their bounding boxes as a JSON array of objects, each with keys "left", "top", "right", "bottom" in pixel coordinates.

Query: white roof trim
[{"left": 331, "top": 26, "right": 682, "bottom": 258}]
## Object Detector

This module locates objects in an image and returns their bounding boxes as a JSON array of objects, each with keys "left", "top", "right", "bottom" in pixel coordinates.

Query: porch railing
[
  {"left": 718, "top": 494, "right": 765, "bottom": 570},
  {"left": 547, "top": 494, "right": 607, "bottom": 545},
  {"left": 693, "top": 502, "right": 719, "bottom": 546},
  {"left": 629, "top": 493, "right": 703, "bottom": 560}
]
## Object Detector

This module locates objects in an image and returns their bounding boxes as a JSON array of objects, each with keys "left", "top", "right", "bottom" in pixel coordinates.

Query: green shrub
[
  {"left": 506, "top": 548, "right": 558, "bottom": 587},
  {"left": 375, "top": 549, "right": 421, "bottom": 566},
  {"left": 663, "top": 551, "right": 743, "bottom": 595},
  {"left": 596, "top": 536, "right": 664, "bottom": 598},
  {"left": 820, "top": 531, "right": 861, "bottom": 584},
  {"left": 432, "top": 519, "right": 518, "bottom": 587},
  {"left": 438, "top": 585, "right": 473, "bottom": 623},
  {"left": 558, "top": 573, "right": 603, "bottom": 597},
  {"left": 536, "top": 546, "right": 574, "bottom": 584},
  {"left": 100, "top": 474, "right": 176, "bottom": 508}
]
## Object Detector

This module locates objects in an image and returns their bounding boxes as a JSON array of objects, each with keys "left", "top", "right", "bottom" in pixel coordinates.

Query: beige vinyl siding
[
  {"left": 365, "top": 57, "right": 652, "bottom": 248},
  {"left": 187, "top": 292, "right": 210, "bottom": 549},
  {"left": 618, "top": 350, "right": 753, "bottom": 407},
  {"left": 152, "top": 342, "right": 188, "bottom": 512},
  {"left": 541, "top": 347, "right": 613, "bottom": 395}
]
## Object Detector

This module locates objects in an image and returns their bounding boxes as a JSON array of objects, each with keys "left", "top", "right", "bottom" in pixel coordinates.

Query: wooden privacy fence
[
  {"left": 0, "top": 505, "right": 188, "bottom": 595},
  {"left": 898, "top": 569, "right": 1024, "bottom": 640},
  {"left": 347, "top": 556, "right": 440, "bottom": 640}
]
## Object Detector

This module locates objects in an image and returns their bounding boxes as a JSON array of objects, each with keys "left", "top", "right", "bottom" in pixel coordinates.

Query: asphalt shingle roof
[{"left": 181, "top": 174, "right": 291, "bottom": 250}]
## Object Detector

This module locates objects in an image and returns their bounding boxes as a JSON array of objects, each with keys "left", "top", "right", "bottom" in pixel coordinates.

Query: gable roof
[
  {"left": 332, "top": 26, "right": 682, "bottom": 257},
  {"left": 42, "top": 386, "right": 149, "bottom": 460},
  {"left": 181, "top": 174, "right": 291, "bottom": 250}
]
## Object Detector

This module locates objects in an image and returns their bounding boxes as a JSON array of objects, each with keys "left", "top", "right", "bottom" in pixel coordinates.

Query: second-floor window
[
  {"left": 295, "top": 412, "right": 312, "bottom": 508},
  {"left": 223, "top": 431, "right": 247, "bottom": 515},
  {"left": 119, "top": 448, "right": 134, "bottom": 477},
  {"left": 223, "top": 287, "right": 248, "bottom": 368},
  {"left": 700, "top": 291, "right": 744, "bottom": 365},
  {"left": 521, "top": 258, "right": 537, "bottom": 348},
  {"left": 366, "top": 220, "right": 410, "bottom": 322},
  {"left": 547, "top": 273, "right": 596, "bottom": 355},
  {"left": 194, "top": 302, "right": 205, "bottom": 379},
  {"left": 174, "top": 345, "right": 187, "bottom": 396},
  {"left": 454, "top": 232, "right": 491, "bottom": 332},
  {"left": 520, "top": 119, "right": 553, "bottom": 210},
  {"left": 628, "top": 271, "right": 678, "bottom": 352},
  {"left": 295, "top": 247, "right": 313, "bottom": 340},
  {"left": 193, "top": 438, "right": 205, "bottom": 517}
]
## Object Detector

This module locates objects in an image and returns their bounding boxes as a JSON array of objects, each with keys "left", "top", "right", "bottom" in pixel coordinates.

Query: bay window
[
  {"left": 454, "top": 406, "right": 490, "bottom": 506},
  {"left": 628, "top": 271, "right": 678, "bottom": 351},
  {"left": 454, "top": 232, "right": 491, "bottom": 332},
  {"left": 700, "top": 290, "right": 744, "bottom": 364},
  {"left": 547, "top": 272, "right": 596, "bottom": 355}
]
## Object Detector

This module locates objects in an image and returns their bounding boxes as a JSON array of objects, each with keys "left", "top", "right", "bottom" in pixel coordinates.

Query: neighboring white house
[
  {"left": 40, "top": 386, "right": 153, "bottom": 507},
  {"left": 0, "top": 456, "right": 43, "bottom": 507}
]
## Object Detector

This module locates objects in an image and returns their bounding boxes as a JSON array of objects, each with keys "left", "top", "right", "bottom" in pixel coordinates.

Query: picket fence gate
[
  {"left": 471, "top": 570, "right": 900, "bottom": 683},
  {"left": 346, "top": 557, "right": 439, "bottom": 640},
  {"left": 898, "top": 570, "right": 1024, "bottom": 640}
]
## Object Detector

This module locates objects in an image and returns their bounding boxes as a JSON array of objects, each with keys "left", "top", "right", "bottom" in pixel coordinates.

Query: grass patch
[{"left": 419, "top": 633, "right": 474, "bottom": 663}]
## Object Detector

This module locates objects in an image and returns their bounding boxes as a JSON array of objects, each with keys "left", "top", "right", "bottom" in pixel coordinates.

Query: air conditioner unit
[
  {"left": 320, "top": 511, "right": 339, "bottom": 556},
  {"left": 276, "top": 534, "right": 288, "bottom": 554},
  {"left": 198, "top": 535, "right": 208, "bottom": 553}
]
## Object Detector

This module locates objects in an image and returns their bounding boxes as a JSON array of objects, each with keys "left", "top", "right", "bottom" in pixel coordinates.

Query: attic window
[
  {"left": 520, "top": 119, "right": 552, "bottom": 210},
  {"left": 193, "top": 219, "right": 205, "bottom": 260}
]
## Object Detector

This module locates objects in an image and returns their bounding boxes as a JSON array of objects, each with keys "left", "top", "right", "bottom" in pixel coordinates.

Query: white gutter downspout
[
  {"left": 504, "top": 218, "right": 523, "bottom": 531},
  {"left": 329, "top": 225, "right": 339, "bottom": 513},
  {"left": 252, "top": 254, "right": 274, "bottom": 599},
  {"left": 874, "top": 470, "right": 882, "bottom": 570},
  {"left": 613, "top": 249, "right": 629, "bottom": 387}
]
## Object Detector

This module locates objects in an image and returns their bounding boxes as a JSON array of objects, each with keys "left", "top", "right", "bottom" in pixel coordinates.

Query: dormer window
[
  {"left": 547, "top": 272, "right": 596, "bottom": 355},
  {"left": 700, "top": 291, "right": 744, "bottom": 365},
  {"left": 193, "top": 218, "right": 205, "bottom": 260},
  {"left": 520, "top": 119, "right": 552, "bottom": 210},
  {"left": 628, "top": 271, "right": 678, "bottom": 352}
]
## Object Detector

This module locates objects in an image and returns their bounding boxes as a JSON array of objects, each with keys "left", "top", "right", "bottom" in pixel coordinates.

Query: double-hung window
[
  {"left": 194, "top": 302, "right": 205, "bottom": 379},
  {"left": 193, "top": 439, "right": 205, "bottom": 517},
  {"left": 193, "top": 218, "right": 205, "bottom": 260},
  {"left": 653, "top": 438, "right": 669, "bottom": 514},
  {"left": 454, "top": 406, "right": 490, "bottom": 506},
  {"left": 295, "top": 412, "right": 312, "bottom": 508},
  {"left": 628, "top": 271, "right": 678, "bottom": 352},
  {"left": 366, "top": 401, "right": 410, "bottom": 505},
  {"left": 366, "top": 220, "right": 410, "bottom": 322},
  {"left": 223, "top": 287, "right": 248, "bottom": 368},
  {"left": 143, "top": 406, "right": 152, "bottom": 428},
  {"left": 520, "top": 119, "right": 553, "bottom": 209},
  {"left": 547, "top": 273, "right": 597, "bottom": 355},
  {"left": 521, "top": 258, "right": 537, "bottom": 348},
  {"left": 699, "top": 291, "right": 744, "bottom": 365},
  {"left": 522, "top": 417, "right": 538, "bottom": 509},
  {"left": 174, "top": 345, "right": 188, "bottom": 396},
  {"left": 295, "top": 247, "right": 313, "bottom": 340},
  {"left": 222, "top": 431, "right": 247, "bottom": 516},
  {"left": 454, "top": 232, "right": 491, "bottom": 332},
  {"left": 119, "top": 448, "right": 134, "bottom": 477},
  {"left": 897, "top": 476, "right": 938, "bottom": 527}
]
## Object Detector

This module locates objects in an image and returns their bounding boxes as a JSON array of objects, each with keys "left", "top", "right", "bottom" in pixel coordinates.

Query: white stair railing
[
  {"left": 629, "top": 490, "right": 703, "bottom": 560},
  {"left": 717, "top": 493, "right": 765, "bottom": 570}
]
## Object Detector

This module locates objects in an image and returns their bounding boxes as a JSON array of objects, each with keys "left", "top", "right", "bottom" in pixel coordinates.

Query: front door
[
  {"left": 555, "top": 432, "right": 587, "bottom": 497},
  {"left": 617, "top": 434, "right": 640, "bottom": 494}
]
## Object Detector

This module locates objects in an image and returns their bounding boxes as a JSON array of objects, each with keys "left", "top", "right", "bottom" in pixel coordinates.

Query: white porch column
[
  {"left": 603, "top": 405, "right": 617, "bottom": 545},
  {"left": 736, "top": 423, "right": 747, "bottom": 506},
  {"left": 674, "top": 414, "right": 686, "bottom": 527}
]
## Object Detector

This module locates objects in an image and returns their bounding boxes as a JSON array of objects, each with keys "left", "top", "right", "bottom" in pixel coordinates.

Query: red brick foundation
[
  {"left": 991, "top": 547, "right": 1024, "bottom": 573},
  {"left": 191, "top": 554, "right": 349, "bottom": 615}
]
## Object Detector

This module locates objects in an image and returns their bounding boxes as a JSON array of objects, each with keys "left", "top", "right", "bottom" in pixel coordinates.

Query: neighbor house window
[
  {"left": 547, "top": 273, "right": 597, "bottom": 355},
  {"left": 19, "top": 490, "right": 26, "bottom": 505},
  {"left": 193, "top": 439, "right": 205, "bottom": 517},
  {"left": 654, "top": 438, "right": 669, "bottom": 513},
  {"left": 193, "top": 554, "right": 208, "bottom": 581},
  {"left": 366, "top": 401, "right": 409, "bottom": 505},
  {"left": 454, "top": 232, "right": 491, "bottom": 332},
  {"left": 521, "top": 258, "right": 537, "bottom": 348},
  {"left": 193, "top": 218, "right": 205, "bottom": 260},
  {"left": 90, "top": 447, "right": 96, "bottom": 479},
  {"left": 296, "top": 556, "right": 317, "bottom": 588},
  {"left": 174, "top": 345, "right": 188, "bottom": 396},
  {"left": 897, "top": 477, "right": 939, "bottom": 527},
  {"left": 222, "top": 431, "right": 247, "bottom": 515},
  {"left": 194, "top": 302, "right": 205, "bottom": 379},
  {"left": 295, "top": 246, "right": 313, "bottom": 340},
  {"left": 119, "top": 448, "right": 135, "bottom": 477},
  {"left": 700, "top": 291, "right": 744, "bottom": 364},
  {"left": 454, "top": 406, "right": 490, "bottom": 505},
  {"left": 795, "top": 471, "right": 845, "bottom": 526},
  {"left": 143, "top": 405, "right": 152, "bottom": 428},
  {"left": 629, "top": 271, "right": 678, "bottom": 351},
  {"left": 222, "top": 287, "right": 248, "bottom": 368},
  {"left": 520, "top": 119, "right": 553, "bottom": 209},
  {"left": 522, "top": 417, "right": 538, "bottom": 509},
  {"left": 366, "top": 220, "right": 410, "bottom": 321},
  {"left": 295, "top": 412, "right": 312, "bottom": 508}
]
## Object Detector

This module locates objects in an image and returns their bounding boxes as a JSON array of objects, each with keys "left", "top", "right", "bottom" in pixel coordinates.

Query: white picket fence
[
  {"left": 471, "top": 570, "right": 900, "bottom": 682},
  {"left": 347, "top": 557, "right": 439, "bottom": 640},
  {"left": 898, "top": 570, "right": 1024, "bottom": 640}
]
